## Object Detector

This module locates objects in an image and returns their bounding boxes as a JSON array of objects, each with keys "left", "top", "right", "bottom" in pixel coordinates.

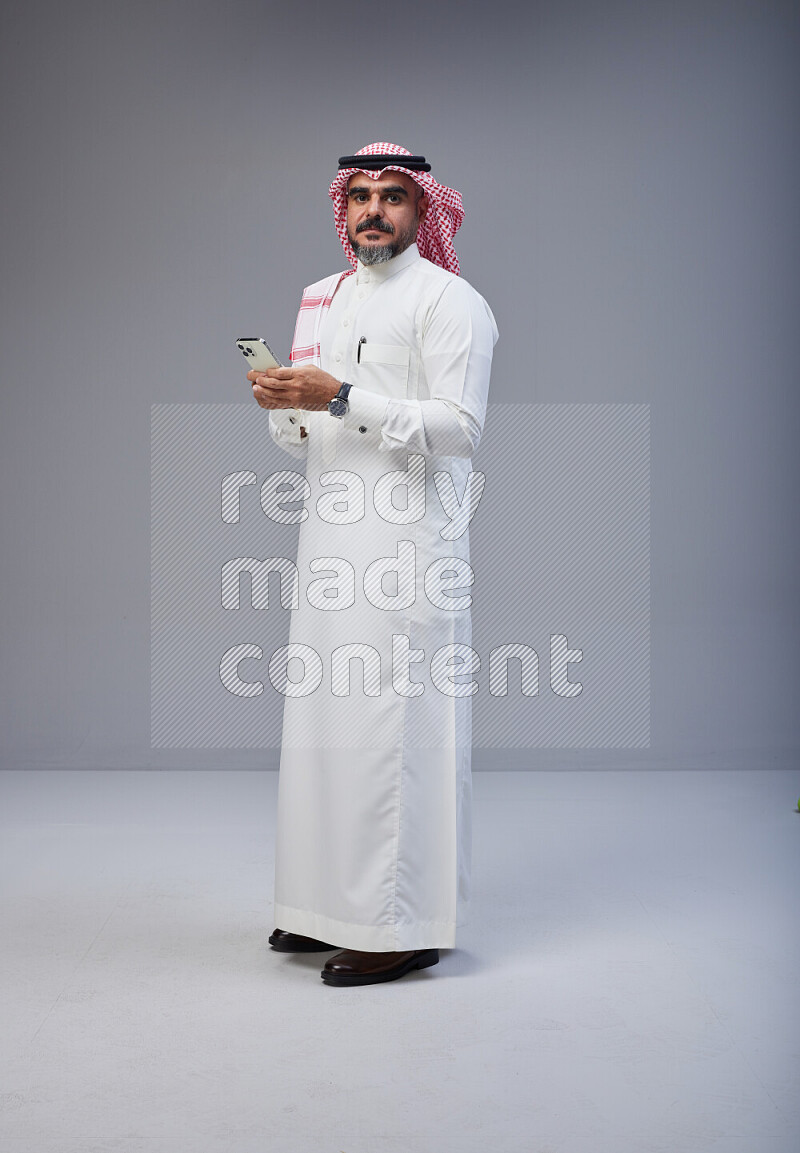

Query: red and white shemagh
[
  {"left": 329, "top": 141, "right": 465, "bottom": 276},
  {"left": 289, "top": 270, "right": 350, "bottom": 366}
]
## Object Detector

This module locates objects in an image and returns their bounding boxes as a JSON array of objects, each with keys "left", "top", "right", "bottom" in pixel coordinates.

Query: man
[{"left": 248, "top": 142, "right": 498, "bottom": 987}]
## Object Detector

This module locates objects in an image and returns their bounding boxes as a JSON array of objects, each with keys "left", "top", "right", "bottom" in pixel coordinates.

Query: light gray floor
[{"left": 0, "top": 768, "right": 798, "bottom": 1153}]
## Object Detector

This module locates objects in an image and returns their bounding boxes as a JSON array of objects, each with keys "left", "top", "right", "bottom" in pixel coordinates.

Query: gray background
[{"left": 1, "top": 0, "right": 797, "bottom": 771}]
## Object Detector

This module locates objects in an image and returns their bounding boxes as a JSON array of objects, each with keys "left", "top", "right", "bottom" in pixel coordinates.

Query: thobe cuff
[
  {"left": 339, "top": 386, "right": 391, "bottom": 447},
  {"left": 269, "top": 409, "right": 308, "bottom": 457}
]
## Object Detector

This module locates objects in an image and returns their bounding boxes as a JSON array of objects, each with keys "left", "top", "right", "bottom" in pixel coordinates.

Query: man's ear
[{"left": 417, "top": 193, "right": 430, "bottom": 224}]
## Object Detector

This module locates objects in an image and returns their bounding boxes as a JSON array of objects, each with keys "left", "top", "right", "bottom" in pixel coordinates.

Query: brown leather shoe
[
  {"left": 321, "top": 948, "right": 439, "bottom": 986},
  {"left": 268, "top": 927, "right": 337, "bottom": 952}
]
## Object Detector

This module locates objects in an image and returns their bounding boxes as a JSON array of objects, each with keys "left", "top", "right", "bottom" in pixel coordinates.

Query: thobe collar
[{"left": 354, "top": 242, "right": 421, "bottom": 286}]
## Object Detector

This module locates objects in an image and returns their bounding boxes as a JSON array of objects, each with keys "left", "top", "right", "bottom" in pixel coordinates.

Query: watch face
[{"left": 329, "top": 398, "right": 348, "bottom": 418}]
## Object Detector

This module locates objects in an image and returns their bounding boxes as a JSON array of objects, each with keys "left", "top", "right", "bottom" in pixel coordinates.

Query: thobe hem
[{"left": 274, "top": 897, "right": 470, "bottom": 952}]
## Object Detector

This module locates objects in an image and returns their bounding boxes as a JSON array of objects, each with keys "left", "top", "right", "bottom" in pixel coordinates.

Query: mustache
[{"left": 355, "top": 217, "right": 395, "bottom": 235}]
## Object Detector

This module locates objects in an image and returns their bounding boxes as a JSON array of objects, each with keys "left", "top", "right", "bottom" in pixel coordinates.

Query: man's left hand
[{"left": 248, "top": 366, "right": 342, "bottom": 411}]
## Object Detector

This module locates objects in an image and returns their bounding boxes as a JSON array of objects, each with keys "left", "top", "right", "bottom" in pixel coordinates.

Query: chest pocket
[{"left": 355, "top": 342, "right": 411, "bottom": 400}]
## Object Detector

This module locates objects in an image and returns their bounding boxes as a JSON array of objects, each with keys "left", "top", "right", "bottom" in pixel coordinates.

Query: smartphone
[
  {"left": 236, "top": 337, "right": 283, "bottom": 371},
  {"left": 238, "top": 338, "right": 308, "bottom": 437}
]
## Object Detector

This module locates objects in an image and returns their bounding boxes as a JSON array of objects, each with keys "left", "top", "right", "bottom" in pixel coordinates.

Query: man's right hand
[
  {"left": 248, "top": 368, "right": 310, "bottom": 437},
  {"left": 247, "top": 366, "right": 341, "bottom": 412}
]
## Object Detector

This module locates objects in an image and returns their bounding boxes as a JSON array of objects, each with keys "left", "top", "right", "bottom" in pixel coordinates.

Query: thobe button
[
  {"left": 359, "top": 425, "right": 367, "bottom": 433},
  {"left": 335, "top": 353, "right": 342, "bottom": 362},
  {"left": 342, "top": 318, "right": 350, "bottom": 327}
]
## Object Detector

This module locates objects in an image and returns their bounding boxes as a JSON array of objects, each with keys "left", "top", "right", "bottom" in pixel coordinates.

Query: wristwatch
[{"left": 327, "top": 381, "right": 352, "bottom": 419}]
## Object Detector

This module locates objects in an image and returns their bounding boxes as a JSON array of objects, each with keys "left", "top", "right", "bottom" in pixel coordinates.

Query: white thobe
[{"left": 268, "top": 244, "right": 498, "bottom": 951}]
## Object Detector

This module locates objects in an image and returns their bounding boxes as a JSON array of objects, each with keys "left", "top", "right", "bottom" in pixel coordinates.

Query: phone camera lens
[
  {"left": 246, "top": 347, "right": 254, "bottom": 355},
  {"left": 237, "top": 344, "right": 245, "bottom": 351}
]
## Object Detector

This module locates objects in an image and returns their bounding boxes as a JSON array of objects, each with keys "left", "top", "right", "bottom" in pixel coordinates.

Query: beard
[{"left": 348, "top": 216, "right": 420, "bottom": 266}]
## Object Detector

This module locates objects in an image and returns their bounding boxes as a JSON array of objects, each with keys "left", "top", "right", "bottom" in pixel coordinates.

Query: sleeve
[
  {"left": 338, "top": 278, "right": 498, "bottom": 458},
  {"left": 268, "top": 408, "right": 309, "bottom": 460}
]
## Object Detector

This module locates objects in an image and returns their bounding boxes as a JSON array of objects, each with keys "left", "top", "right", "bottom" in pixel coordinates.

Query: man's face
[{"left": 346, "top": 170, "right": 428, "bottom": 266}]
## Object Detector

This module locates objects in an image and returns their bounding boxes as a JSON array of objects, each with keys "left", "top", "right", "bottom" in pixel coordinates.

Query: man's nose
[{"left": 365, "top": 192, "right": 383, "bottom": 215}]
